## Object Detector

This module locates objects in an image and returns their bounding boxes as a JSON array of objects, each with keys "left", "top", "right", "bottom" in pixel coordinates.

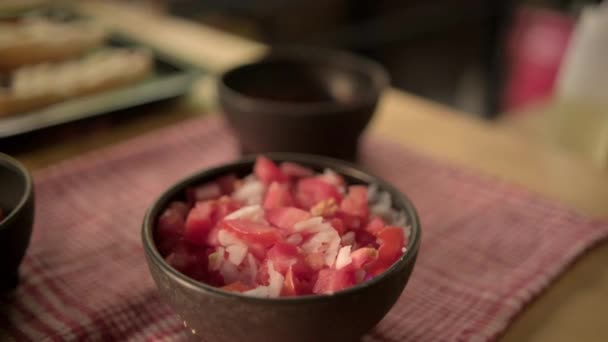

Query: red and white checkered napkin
[{"left": 2, "top": 117, "right": 607, "bottom": 341}]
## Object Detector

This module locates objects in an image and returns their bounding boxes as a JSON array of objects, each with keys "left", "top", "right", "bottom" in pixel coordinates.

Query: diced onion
[{"left": 335, "top": 246, "right": 352, "bottom": 270}]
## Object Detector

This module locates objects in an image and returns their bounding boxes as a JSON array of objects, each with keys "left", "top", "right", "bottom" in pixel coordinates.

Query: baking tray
[{"left": 0, "top": 11, "right": 200, "bottom": 139}]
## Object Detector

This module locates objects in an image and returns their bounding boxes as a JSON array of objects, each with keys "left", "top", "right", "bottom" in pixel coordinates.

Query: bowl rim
[
  {"left": 0, "top": 152, "right": 33, "bottom": 230},
  {"left": 142, "top": 153, "right": 420, "bottom": 304},
  {"left": 218, "top": 46, "right": 390, "bottom": 116}
]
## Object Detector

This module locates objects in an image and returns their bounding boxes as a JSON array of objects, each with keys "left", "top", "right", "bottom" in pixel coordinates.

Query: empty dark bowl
[
  {"left": 0, "top": 153, "right": 34, "bottom": 292},
  {"left": 218, "top": 47, "right": 389, "bottom": 161},
  {"left": 142, "top": 153, "right": 420, "bottom": 342}
]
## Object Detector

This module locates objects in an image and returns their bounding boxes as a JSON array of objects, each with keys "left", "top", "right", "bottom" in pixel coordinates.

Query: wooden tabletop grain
[{"left": 13, "top": 2, "right": 608, "bottom": 341}]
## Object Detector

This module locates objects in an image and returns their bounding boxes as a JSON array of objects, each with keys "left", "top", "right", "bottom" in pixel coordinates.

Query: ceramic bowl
[
  {"left": 219, "top": 48, "right": 389, "bottom": 161},
  {"left": 142, "top": 153, "right": 420, "bottom": 342},
  {"left": 0, "top": 153, "right": 34, "bottom": 292}
]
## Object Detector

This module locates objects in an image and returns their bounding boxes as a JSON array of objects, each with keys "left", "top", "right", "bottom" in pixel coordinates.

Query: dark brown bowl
[
  {"left": 218, "top": 47, "right": 389, "bottom": 161},
  {"left": 142, "top": 153, "right": 420, "bottom": 342},
  {"left": 0, "top": 153, "right": 34, "bottom": 292}
]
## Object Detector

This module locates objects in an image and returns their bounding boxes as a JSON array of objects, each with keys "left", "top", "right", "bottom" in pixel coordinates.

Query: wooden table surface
[{"left": 13, "top": 2, "right": 608, "bottom": 341}]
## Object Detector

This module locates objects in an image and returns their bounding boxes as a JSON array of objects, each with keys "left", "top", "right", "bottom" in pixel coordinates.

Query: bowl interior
[
  {"left": 221, "top": 50, "right": 388, "bottom": 109},
  {"left": 0, "top": 154, "right": 30, "bottom": 224},
  {"left": 143, "top": 153, "right": 420, "bottom": 302}
]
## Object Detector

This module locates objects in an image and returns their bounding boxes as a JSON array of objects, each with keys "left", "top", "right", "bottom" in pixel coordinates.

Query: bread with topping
[
  {"left": 0, "top": 18, "right": 107, "bottom": 70},
  {"left": 0, "top": 48, "right": 153, "bottom": 116}
]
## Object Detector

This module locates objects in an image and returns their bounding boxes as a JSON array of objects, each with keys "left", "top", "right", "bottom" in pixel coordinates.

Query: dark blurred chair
[{"left": 168, "top": 0, "right": 516, "bottom": 118}]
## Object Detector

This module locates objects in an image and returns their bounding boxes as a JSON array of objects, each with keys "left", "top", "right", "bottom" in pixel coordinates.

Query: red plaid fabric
[{"left": 2, "top": 117, "right": 607, "bottom": 341}]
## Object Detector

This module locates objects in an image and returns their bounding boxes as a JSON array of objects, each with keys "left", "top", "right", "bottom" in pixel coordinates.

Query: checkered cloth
[{"left": 2, "top": 117, "right": 607, "bottom": 341}]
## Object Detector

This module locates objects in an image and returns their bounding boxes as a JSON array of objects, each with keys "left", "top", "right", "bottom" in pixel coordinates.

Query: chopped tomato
[
  {"left": 164, "top": 243, "right": 209, "bottom": 281},
  {"left": 334, "top": 211, "right": 364, "bottom": 231},
  {"left": 280, "top": 162, "right": 314, "bottom": 179},
  {"left": 282, "top": 265, "right": 315, "bottom": 296},
  {"left": 157, "top": 206, "right": 185, "bottom": 238},
  {"left": 350, "top": 247, "right": 378, "bottom": 269},
  {"left": 167, "top": 201, "right": 189, "bottom": 220},
  {"left": 367, "top": 227, "right": 405, "bottom": 275},
  {"left": 365, "top": 216, "right": 386, "bottom": 236},
  {"left": 156, "top": 161, "right": 409, "bottom": 297},
  {"left": 164, "top": 244, "right": 190, "bottom": 272},
  {"left": 156, "top": 204, "right": 189, "bottom": 256},
  {"left": 254, "top": 156, "right": 287, "bottom": 184},
  {"left": 256, "top": 262, "right": 270, "bottom": 285},
  {"left": 356, "top": 230, "right": 377, "bottom": 247},
  {"left": 377, "top": 227, "right": 405, "bottom": 265},
  {"left": 368, "top": 264, "right": 389, "bottom": 276},
  {"left": 156, "top": 237, "right": 181, "bottom": 258},
  {"left": 329, "top": 218, "right": 346, "bottom": 235},
  {"left": 214, "top": 197, "right": 242, "bottom": 221},
  {"left": 266, "top": 242, "right": 299, "bottom": 274},
  {"left": 221, "top": 219, "right": 281, "bottom": 246},
  {"left": 184, "top": 201, "right": 216, "bottom": 246},
  {"left": 340, "top": 186, "right": 368, "bottom": 218},
  {"left": 296, "top": 178, "right": 342, "bottom": 209},
  {"left": 263, "top": 182, "right": 294, "bottom": 210},
  {"left": 266, "top": 207, "right": 311, "bottom": 230},
  {"left": 247, "top": 242, "right": 268, "bottom": 260},
  {"left": 313, "top": 268, "right": 356, "bottom": 295},
  {"left": 295, "top": 275, "right": 316, "bottom": 295},
  {"left": 305, "top": 252, "right": 326, "bottom": 271}
]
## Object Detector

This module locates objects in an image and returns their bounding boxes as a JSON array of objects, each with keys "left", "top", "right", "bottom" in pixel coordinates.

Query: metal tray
[{"left": 0, "top": 33, "right": 200, "bottom": 139}]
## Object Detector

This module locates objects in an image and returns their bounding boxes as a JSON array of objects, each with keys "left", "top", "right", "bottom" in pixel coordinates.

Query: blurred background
[
  {"left": 2, "top": 0, "right": 608, "bottom": 167},
  {"left": 137, "top": 0, "right": 601, "bottom": 118},
  {"left": 130, "top": 0, "right": 608, "bottom": 167}
]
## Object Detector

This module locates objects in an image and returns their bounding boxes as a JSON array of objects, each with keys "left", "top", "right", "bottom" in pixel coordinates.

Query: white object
[
  {"left": 335, "top": 246, "right": 352, "bottom": 270},
  {"left": 557, "top": 4, "right": 608, "bottom": 103},
  {"left": 554, "top": 4, "right": 608, "bottom": 166}
]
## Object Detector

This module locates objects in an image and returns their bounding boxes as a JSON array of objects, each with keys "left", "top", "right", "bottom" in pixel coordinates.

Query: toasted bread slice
[
  {"left": 0, "top": 48, "right": 153, "bottom": 116},
  {"left": 0, "top": 0, "right": 50, "bottom": 15},
  {"left": 0, "top": 18, "right": 107, "bottom": 70}
]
